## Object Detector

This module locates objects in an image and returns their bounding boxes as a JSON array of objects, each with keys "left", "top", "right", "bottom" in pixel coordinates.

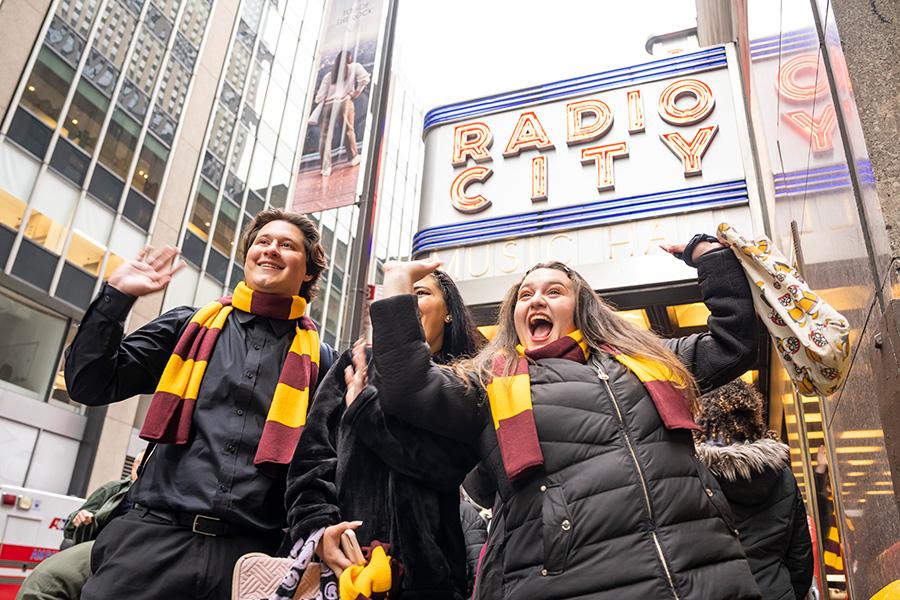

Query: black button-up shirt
[{"left": 65, "top": 283, "right": 334, "bottom": 532}]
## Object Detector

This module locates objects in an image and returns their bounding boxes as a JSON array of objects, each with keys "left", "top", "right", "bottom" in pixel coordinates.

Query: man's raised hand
[{"left": 108, "top": 245, "right": 184, "bottom": 298}]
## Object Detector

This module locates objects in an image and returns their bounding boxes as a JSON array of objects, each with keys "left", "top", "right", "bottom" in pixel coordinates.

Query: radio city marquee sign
[
  {"left": 448, "top": 77, "right": 718, "bottom": 214},
  {"left": 414, "top": 47, "right": 757, "bottom": 295}
]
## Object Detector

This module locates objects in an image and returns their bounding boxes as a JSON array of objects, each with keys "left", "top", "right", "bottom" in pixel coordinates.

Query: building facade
[{"left": 0, "top": 0, "right": 422, "bottom": 497}]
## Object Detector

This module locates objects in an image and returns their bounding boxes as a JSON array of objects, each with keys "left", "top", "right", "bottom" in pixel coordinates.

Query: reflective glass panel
[
  {"left": 19, "top": 46, "right": 76, "bottom": 129},
  {"left": 98, "top": 109, "right": 141, "bottom": 179},
  {"left": 61, "top": 78, "right": 109, "bottom": 154},
  {"left": 131, "top": 136, "right": 169, "bottom": 200}
]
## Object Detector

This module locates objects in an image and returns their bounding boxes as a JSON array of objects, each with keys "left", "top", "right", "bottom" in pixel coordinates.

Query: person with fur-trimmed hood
[{"left": 696, "top": 379, "right": 813, "bottom": 600}]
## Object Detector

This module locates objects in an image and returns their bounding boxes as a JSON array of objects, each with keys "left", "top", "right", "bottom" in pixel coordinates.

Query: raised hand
[
  {"left": 381, "top": 258, "right": 441, "bottom": 298},
  {"left": 660, "top": 239, "right": 724, "bottom": 263},
  {"left": 344, "top": 338, "right": 367, "bottom": 408},
  {"left": 108, "top": 245, "right": 184, "bottom": 298}
]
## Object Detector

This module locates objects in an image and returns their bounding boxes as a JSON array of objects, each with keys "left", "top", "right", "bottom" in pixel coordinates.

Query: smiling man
[{"left": 64, "top": 209, "right": 337, "bottom": 599}]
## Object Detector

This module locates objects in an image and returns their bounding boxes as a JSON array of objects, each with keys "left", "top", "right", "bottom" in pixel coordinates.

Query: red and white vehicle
[{"left": 0, "top": 485, "right": 83, "bottom": 600}]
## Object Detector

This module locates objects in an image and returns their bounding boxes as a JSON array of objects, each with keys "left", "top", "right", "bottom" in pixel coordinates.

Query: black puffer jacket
[
  {"left": 460, "top": 501, "right": 487, "bottom": 597},
  {"left": 286, "top": 350, "right": 477, "bottom": 599},
  {"left": 697, "top": 438, "right": 813, "bottom": 599},
  {"left": 370, "top": 249, "right": 762, "bottom": 599}
]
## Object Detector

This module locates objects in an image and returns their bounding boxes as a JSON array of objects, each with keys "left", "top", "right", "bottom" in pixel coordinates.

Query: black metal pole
[{"left": 342, "top": 0, "right": 399, "bottom": 349}]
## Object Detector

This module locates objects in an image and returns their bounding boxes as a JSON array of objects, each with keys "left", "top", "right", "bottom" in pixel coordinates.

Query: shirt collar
[{"left": 234, "top": 308, "right": 296, "bottom": 338}]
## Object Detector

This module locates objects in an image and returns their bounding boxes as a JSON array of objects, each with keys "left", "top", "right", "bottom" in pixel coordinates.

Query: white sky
[{"left": 392, "top": 0, "right": 699, "bottom": 110}]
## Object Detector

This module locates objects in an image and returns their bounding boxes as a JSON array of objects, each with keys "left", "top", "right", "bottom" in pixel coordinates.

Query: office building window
[
  {"left": 99, "top": 109, "right": 141, "bottom": 179},
  {"left": 131, "top": 136, "right": 168, "bottom": 200},
  {"left": 61, "top": 78, "right": 110, "bottom": 154},
  {"left": 7, "top": 108, "right": 53, "bottom": 159},
  {"left": 19, "top": 46, "right": 76, "bottom": 131},
  {"left": 0, "top": 290, "right": 68, "bottom": 401}
]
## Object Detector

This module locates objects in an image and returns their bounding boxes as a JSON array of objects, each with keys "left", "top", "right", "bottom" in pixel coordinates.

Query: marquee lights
[
  {"left": 503, "top": 111, "right": 555, "bottom": 157},
  {"left": 581, "top": 142, "right": 629, "bottom": 191},
  {"left": 782, "top": 106, "right": 837, "bottom": 153},
  {"left": 659, "top": 125, "right": 718, "bottom": 176},
  {"left": 449, "top": 77, "right": 721, "bottom": 215},
  {"left": 452, "top": 121, "right": 493, "bottom": 167},
  {"left": 566, "top": 99, "right": 614, "bottom": 145},
  {"left": 776, "top": 54, "right": 829, "bottom": 102},
  {"left": 450, "top": 166, "right": 493, "bottom": 213},
  {"left": 627, "top": 90, "right": 645, "bottom": 133},
  {"left": 658, "top": 78, "right": 716, "bottom": 126},
  {"left": 531, "top": 156, "right": 547, "bottom": 202}
]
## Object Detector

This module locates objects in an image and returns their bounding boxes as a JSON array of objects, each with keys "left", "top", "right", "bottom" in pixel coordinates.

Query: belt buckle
[{"left": 192, "top": 514, "right": 221, "bottom": 537}]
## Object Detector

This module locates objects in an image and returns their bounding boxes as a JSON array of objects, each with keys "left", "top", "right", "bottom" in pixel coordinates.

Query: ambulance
[{"left": 0, "top": 485, "right": 83, "bottom": 599}]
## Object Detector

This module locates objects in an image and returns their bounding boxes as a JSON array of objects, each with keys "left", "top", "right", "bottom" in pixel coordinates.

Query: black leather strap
[{"left": 134, "top": 505, "right": 240, "bottom": 537}]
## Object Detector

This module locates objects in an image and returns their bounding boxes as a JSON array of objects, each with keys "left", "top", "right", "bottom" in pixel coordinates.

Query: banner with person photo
[{"left": 292, "top": 0, "right": 388, "bottom": 214}]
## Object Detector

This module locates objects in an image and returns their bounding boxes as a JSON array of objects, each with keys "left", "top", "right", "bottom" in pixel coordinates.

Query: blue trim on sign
[
  {"left": 773, "top": 162, "right": 875, "bottom": 198},
  {"left": 422, "top": 46, "right": 728, "bottom": 133},
  {"left": 412, "top": 179, "right": 748, "bottom": 256}
]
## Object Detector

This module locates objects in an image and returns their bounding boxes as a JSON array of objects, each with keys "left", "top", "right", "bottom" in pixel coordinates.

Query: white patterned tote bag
[{"left": 717, "top": 223, "right": 851, "bottom": 396}]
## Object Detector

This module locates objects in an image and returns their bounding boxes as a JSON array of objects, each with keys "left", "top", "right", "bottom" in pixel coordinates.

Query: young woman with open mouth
[{"left": 366, "top": 235, "right": 763, "bottom": 599}]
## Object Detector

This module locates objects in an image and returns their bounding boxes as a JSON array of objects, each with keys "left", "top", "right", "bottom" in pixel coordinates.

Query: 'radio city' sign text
[{"left": 448, "top": 78, "right": 720, "bottom": 215}]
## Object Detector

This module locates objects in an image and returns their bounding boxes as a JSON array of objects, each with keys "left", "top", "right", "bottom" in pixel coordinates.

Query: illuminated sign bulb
[{"left": 658, "top": 78, "right": 715, "bottom": 126}]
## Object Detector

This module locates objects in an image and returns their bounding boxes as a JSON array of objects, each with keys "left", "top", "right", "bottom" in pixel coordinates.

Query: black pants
[{"left": 81, "top": 508, "right": 282, "bottom": 600}]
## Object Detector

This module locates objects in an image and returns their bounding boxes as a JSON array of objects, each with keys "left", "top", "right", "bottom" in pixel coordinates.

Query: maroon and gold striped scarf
[
  {"left": 139, "top": 281, "right": 319, "bottom": 467},
  {"left": 487, "top": 331, "right": 697, "bottom": 481}
]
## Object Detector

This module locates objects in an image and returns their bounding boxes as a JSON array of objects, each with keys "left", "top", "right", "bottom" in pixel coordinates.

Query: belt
[{"left": 134, "top": 505, "right": 244, "bottom": 537}]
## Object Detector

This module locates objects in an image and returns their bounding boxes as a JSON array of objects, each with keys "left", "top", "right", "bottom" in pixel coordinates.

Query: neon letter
[
  {"left": 450, "top": 166, "right": 493, "bottom": 214},
  {"left": 658, "top": 78, "right": 715, "bottom": 126},
  {"left": 452, "top": 122, "right": 493, "bottom": 167},
  {"left": 580, "top": 141, "right": 629, "bottom": 191},
  {"left": 659, "top": 125, "right": 718, "bottom": 176},
  {"left": 627, "top": 90, "right": 645, "bottom": 133},
  {"left": 566, "top": 99, "right": 613, "bottom": 146},
  {"left": 777, "top": 54, "right": 829, "bottom": 103},
  {"left": 503, "top": 111, "right": 554, "bottom": 157},
  {"left": 531, "top": 155, "right": 547, "bottom": 202},
  {"left": 783, "top": 105, "right": 837, "bottom": 152}
]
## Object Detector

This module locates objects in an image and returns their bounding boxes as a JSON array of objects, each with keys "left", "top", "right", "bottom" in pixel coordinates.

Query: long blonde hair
[{"left": 453, "top": 262, "right": 699, "bottom": 415}]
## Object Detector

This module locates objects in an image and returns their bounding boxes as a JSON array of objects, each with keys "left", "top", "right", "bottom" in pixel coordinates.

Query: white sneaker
[
  {"left": 349, "top": 155, "right": 361, "bottom": 166},
  {"left": 321, "top": 166, "right": 332, "bottom": 177}
]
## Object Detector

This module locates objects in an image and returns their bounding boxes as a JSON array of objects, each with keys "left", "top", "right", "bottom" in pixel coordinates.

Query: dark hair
[
  {"left": 239, "top": 209, "right": 328, "bottom": 302},
  {"left": 429, "top": 269, "right": 484, "bottom": 364},
  {"left": 330, "top": 50, "right": 350, "bottom": 84},
  {"left": 696, "top": 379, "right": 776, "bottom": 444}
]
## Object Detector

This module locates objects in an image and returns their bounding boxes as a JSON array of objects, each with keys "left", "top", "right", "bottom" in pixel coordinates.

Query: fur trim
[{"left": 696, "top": 438, "right": 790, "bottom": 481}]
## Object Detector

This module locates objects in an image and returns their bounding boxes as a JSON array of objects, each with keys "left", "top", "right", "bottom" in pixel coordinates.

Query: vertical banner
[{"left": 292, "top": 0, "right": 388, "bottom": 214}]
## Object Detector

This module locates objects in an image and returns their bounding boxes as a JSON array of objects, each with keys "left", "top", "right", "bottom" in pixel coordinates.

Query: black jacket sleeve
[
  {"left": 285, "top": 354, "right": 349, "bottom": 543},
  {"left": 369, "top": 294, "right": 485, "bottom": 444},
  {"left": 664, "top": 248, "right": 758, "bottom": 393},
  {"left": 786, "top": 486, "right": 814, "bottom": 599},
  {"left": 343, "top": 370, "right": 479, "bottom": 492},
  {"left": 64, "top": 283, "right": 195, "bottom": 406},
  {"left": 459, "top": 501, "right": 488, "bottom": 597}
]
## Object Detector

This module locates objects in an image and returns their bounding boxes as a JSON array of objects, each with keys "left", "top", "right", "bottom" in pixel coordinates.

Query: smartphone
[{"left": 340, "top": 529, "right": 365, "bottom": 566}]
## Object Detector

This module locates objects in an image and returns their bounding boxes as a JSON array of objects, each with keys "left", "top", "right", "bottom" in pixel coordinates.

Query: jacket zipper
[{"left": 595, "top": 360, "right": 680, "bottom": 600}]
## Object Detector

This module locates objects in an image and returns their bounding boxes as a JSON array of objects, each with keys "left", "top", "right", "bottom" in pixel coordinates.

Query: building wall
[
  {"left": 0, "top": 0, "right": 229, "bottom": 494},
  {"left": 0, "top": 0, "right": 421, "bottom": 493},
  {"left": 830, "top": 0, "right": 900, "bottom": 255}
]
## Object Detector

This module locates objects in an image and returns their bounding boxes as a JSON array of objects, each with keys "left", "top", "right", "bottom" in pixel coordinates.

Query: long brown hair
[{"left": 453, "top": 261, "right": 699, "bottom": 415}]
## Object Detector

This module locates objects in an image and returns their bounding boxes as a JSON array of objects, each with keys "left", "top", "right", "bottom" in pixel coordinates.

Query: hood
[
  {"left": 696, "top": 438, "right": 791, "bottom": 504},
  {"left": 696, "top": 438, "right": 790, "bottom": 480}
]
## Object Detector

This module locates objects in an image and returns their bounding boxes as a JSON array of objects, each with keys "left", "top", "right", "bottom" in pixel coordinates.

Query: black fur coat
[{"left": 285, "top": 349, "right": 479, "bottom": 599}]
